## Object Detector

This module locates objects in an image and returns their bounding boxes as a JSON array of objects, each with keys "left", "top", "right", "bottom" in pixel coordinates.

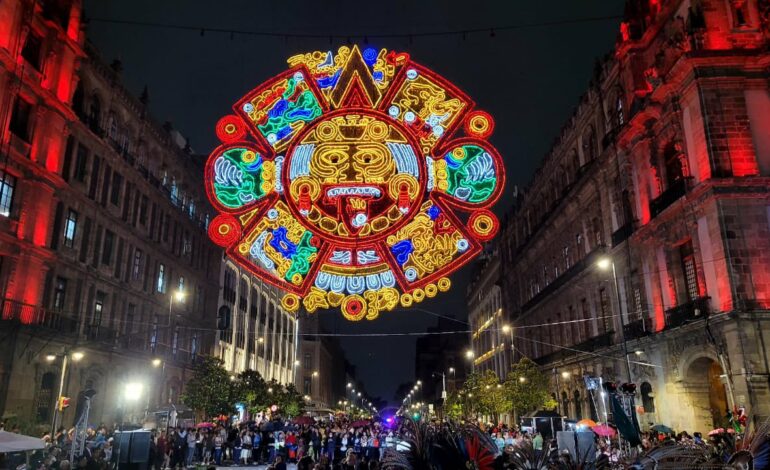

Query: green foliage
[
  {"left": 276, "top": 382, "right": 305, "bottom": 418},
  {"left": 233, "top": 369, "right": 269, "bottom": 416},
  {"left": 462, "top": 370, "right": 511, "bottom": 419},
  {"left": 443, "top": 391, "right": 466, "bottom": 420},
  {"left": 504, "top": 358, "right": 557, "bottom": 415},
  {"left": 180, "top": 357, "right": 236, "bottom": 419}
]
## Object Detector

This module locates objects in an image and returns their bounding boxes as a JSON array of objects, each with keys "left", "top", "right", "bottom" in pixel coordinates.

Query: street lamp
[
  {"left": 465, "top": 349, "right": 474, "bottom": 359},
  {"left": 347, "top": 382, "right": 352, "bottom": 388},
  {"left": 49, "top": 350, "right": 85, "bottom": 437},
  {"left": 312, "top": 371, "right": 319, "bottom": 377},
  {"left": 124, "top": 382, "right": 144, "bottom": 402},
  {"left": 72, "top": 351, "right": 84, "bottom": 361},
  {"left": 596, "top": 256, "right": 632, "bottom": 383}
]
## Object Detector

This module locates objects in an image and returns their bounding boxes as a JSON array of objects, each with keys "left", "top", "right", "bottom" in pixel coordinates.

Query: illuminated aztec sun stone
[{"left": 205, "top": 45, "right": 505, "bottom": 321}]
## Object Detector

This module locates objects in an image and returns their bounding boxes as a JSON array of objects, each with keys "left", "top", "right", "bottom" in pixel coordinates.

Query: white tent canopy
[{"left": 0, "top": 430, "right": 45, "bottom": 453}]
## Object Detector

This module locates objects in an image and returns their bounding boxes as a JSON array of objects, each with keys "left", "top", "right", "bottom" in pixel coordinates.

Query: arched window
[
  {"left": 582, "top": 126, "right": 597, "bottom": 162},
  {"left": 561, "top": 391, "right": 569, "bottom": 417},
  {"left": 72, "top": 82, "right": 85, "bottom": 118},
  {"left": 663, "top": 141, "right": 688, "bottom": 188},
  {"left": 89, "top": 95, "right": 101, "bottom": 130},
  {"left": 641, "top": 381, "right": 655, "bottom": 413},
  {"left": 108, "top": 113, "right": 118, "bottom": 140},
  {"left": 573, "top": 390, "right": 582, "bottom": 420},
  {"left": 36, "top": 372, "right": 56, "bottom": 422}
]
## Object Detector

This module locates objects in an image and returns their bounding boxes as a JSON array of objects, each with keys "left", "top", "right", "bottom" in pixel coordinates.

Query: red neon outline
[
  {"left": 463, "top": 110, "right": 495, "bottom": 139},
  {"left": 225, "top": 205, "right": 331, "bottom": 296},
  {"left": 468, "top": 209, "right": 499, "bottom": 242},
  {"left": 204, "top": 141, "right": 277, "bottom": 215},
  {"left": 430, "top": 136, "right": 506, "bottom": 212},
  {"left": 281, "top": 107, "right": 428, "bottom": 248},
  {"left": 233, "top": 64, "right": 329, "bottom": 151}
]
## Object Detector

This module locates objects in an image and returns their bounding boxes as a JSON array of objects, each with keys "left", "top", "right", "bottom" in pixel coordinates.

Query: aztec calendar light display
[{"left": 205, "top": 45, "right": 505, "bottom": 321}]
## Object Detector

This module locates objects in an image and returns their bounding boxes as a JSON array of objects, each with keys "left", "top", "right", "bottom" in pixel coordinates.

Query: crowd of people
[{"left": 2, "top": 417, "right": 764, "bottom": 470}]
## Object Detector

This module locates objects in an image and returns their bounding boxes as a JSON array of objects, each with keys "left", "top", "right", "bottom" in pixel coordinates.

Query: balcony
[
  {"left": 664, "top": 296, "right": 710, "bottom": 330},
  {"left": 649, "top": 177, "right": 692, "bottom": 218},
  {"left": 611, "top": 222, "right": 635, "bottom": 247},
  {"left": 534, "top": 331, "right": 614, "bottom": 366},
  {"left": 623, "top": 316, "right": 653, "bottom": 341}
]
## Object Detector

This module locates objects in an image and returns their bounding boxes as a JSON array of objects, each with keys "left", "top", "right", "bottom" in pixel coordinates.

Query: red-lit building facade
[
  {"left": 497, "top": 0, "right": 770, "bottom": 432},
  {"left": 0, "top": 0, "right": 220, "bottom": 429}
]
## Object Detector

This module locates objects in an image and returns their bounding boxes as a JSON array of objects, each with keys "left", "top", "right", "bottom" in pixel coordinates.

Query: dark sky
[{"left": 84, "top": 0, "right": 623, "bottom": 404}]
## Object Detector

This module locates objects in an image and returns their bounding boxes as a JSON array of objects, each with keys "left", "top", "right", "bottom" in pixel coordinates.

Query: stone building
[
  {"left": 466, "top": 252, "right": 508, "bottom": 378},
  {"left": 0, "top": 0, "right": 220, "bottom": 430},
  {"left": 297, "top": 312, "right": 349, "bottom": 414},
  {"left": 215, "top": 256, "right": 298, "bottom": 386},
  {"left": 498, "top": 0, "right": 770, "bottom": 432}
]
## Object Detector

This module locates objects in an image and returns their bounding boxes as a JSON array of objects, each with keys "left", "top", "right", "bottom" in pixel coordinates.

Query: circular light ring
[
  {"left": 216, "top": 115, "right": 248, "bottom": 142},
  {"left": 400, "top": 292, "right": 414, "bottom": 307},
  {"left": 464, "top": 110, "right": 495, "bottom": 139},
  {"left": 208, "top": 214, "right": 241, "bottom": 247},
  {"left": 468, "top": 210, "right": 499, "bottom": 241},
  {"left": 282, "top": 293, "right": 300, "bottom": 313},
  {"left": 412, "top": 288, "right": 425, "bottom": 303},
  {"left": 437, "top": 277, "right": 451, "bottom": 292},
  {"left": 424, "top": 283, "right": 438, "bottom": 298},
  {"left": 342, "top": 295, "right": 367, "bottom": 321}
]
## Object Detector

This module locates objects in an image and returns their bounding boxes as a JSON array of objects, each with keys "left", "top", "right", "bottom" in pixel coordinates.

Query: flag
[{"left": 610, "top": 394, "right": 641, "bottom": 447}]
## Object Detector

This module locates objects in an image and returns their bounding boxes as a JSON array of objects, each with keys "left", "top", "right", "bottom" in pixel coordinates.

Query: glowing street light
[
  {"left": 596, "top": 257, "right": 611, "bottom": 270},
  {"left": 45, "top": 354, "right": 56, "bottom": 362},
  {"left": 72, "top": 351, "right": 84, "bottom": 361},
  {"left": 502, "top": 324, "right": 511, "bottom": 333},
  {"left": 124, "top": 382, "right": 144, "bottom": 401},
  {"left": 465, "top": 349, "right": 474, "bottom": 359},
  {"left": 152, "top": 358, "right": 162, "bottom": 367},
  {"left": 347, "top": 382, "right": 352, "bottom": 388}
]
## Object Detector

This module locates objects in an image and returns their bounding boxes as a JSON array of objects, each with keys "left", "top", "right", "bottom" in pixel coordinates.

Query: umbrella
[
  {"left": 592, "top": 424, "right": 617, "bottom": 437},
  {"left": 0, "top": 430, "right": 46, "bottom": 452},
  {"left": 576, "top": 419, "right": 597, "bottom": 428},
  {"left": 708, "top": 428, "right": 725, "bottom": 436},
  {"left": 196, "top": 422, "right": 215, "bottom": 429},
  {"left": 350, "top": 420, "right": 369, "bottom": 428},
  {"left": 651, "top": 424, "right": 674, "bottom": 434},
  {"left": 293, "top": 416, "right": 314, "bottom": 426}
]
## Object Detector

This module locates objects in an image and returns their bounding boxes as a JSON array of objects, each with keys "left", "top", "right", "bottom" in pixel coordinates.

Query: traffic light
[
  {"left": 412, "top": 413, "right": 420, "bottom": 421},
  {"left": 58, "top": 396, "right": 71, "bottom": 411}
]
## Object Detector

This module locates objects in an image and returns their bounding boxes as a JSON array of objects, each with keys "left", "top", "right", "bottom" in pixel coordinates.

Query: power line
[{"left": 86, "top": 14, "right": 623, "bottom": 41}]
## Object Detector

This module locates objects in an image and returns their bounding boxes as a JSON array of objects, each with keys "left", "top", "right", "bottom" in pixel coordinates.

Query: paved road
[{"left": 216, "top": 466, "right": 297, "bottom": 470}]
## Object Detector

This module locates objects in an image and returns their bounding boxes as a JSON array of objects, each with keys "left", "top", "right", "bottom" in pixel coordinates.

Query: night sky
[{"left": 84, "top": 0, "right": 623, "bottom": 404}]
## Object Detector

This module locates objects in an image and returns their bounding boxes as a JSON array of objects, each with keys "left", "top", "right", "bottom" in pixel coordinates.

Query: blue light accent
[
  {"left": 317, "top": 69, "right": 341, "bottom": 89},
  {"left": 390, "top": 240, "right": 413, "bottom": 266},
  {"left": 427, "top": 205, "right": 440, "bottom": 220},
  {"left": 373, "top": 71, "right": 384, "bottom": 82},
  {"left": 444, "top": 154, "right": 462, "bottom": 169},
  {"left": 363, "top": 47, "right": 378, "bottom": 65},
  {"left": 275, "top": 126, "right": 293, "bottom": 140},
  {"left": 270, "top": 227, "right": 297, "bottom": 259},
  {"left": 269, "top": 99, "right": 288, "bottom": 118}
]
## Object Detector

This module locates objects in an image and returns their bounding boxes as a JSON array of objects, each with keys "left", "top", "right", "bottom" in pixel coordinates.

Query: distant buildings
[
  {"left": 0, "top": 0, "right": 220, "bottom": 428},
  {"left": 471, "top": 0, "right": 770, "bottom": 433},
  {"left": 214, "top": 257, "right": 298, "bottom": 386},
  {"left": 413, "top": 316, "right": 465, "bottom": 414}
]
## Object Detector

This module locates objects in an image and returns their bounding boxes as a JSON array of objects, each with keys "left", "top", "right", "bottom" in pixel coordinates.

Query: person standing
[
  {"left": 532, "top": 432, "right": 543, "bottom": 460},
  {"left": 186, "top": 429, "right": 196, "bottom": 466},
  {"left": 213, "top": 430, "right": 224, "bottom": 465}
]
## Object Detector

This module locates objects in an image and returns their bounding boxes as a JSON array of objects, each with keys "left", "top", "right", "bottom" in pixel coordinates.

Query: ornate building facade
[
  {"left": 467, "top": 253, "right": 509, "bottom": 378},
  {"left": 0, "top": 0, "right": 220, "bottom": 429},
  {"left": 215, "top": 256, "right": 298, "bottom": 386},
  {"left": 499, "top": 0, "right": 770, "bottom": 432}
]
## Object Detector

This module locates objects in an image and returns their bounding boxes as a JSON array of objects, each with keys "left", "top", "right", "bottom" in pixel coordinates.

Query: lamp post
[
  {"left": 597, "top": 256, "right": 632, "bottom": 383},
  {"left": 49, "top": 349, "right": 84, "bottom": 437}
]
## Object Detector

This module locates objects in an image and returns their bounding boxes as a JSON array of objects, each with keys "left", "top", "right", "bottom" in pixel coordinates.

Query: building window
[
  {"left": 150, "top": 315, "right": 158, "bottom": 353},
  {"left": 0, "top": 170, "right": 16, "bottom": 217},
  {"left": 93, "top": 291, "right": 105, "bottom": 326},
  {"left": 63, "top": 210, "right": 78, "bottom": 247},
  {"left": 680, "top": 240, "right": 699, "bottom": 301},
  {"left": 303, "top": 377, "right": 312, "bottom": 395},
  {"left": 110, "top": 171, "right": 123, "bottom": 206},
  {"left": 178, "top": 276, "right": 185, "bottom": 292},
  {"left": 304, "top": 352, "right": 312, "bottom": 369},
  {"left": 74, "top": 144, "right": 88, "bottom": 182},
  {"left": 599, "top": 288, "right": 611, "bottom": 334},
  {"left": 132, "top": 249, "right": 143, "bottom": 280},
  {"left": 640, "top": 382, "right": 655, "bottom": 413},
  {"left": 191, "top": 333, "right": 198, "bottom": 359},
  {"left": 157, "top": 263, "right": 167, "bottom": 293},
  {"left": 101, "top": 230, "right": 114, "bottom": 265},
  {"left": 172, "top": 327, "right": 179, "bottom": 357},
  {"left": 52, "top": 277, "right": 67, "bottom": 311},
  {"left": 35, "top": 372, "right": 56, "bottom": 423},
  {"left": 9, "top": 98, "right": 32, "bottom": 142},
  {"left": 21, "top": 32, "right": 43, "bottom": 70},
  {"left": 616, "top": 96, "right": 625, "bottom": 126}
]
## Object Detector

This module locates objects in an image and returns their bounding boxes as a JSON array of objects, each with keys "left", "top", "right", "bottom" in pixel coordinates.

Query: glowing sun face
[
  {"left": 204, "top": 45, "right": 505, "bottom": 321},
  {"left": 285, "top": 112, "right": 423, "bottom": 243}
]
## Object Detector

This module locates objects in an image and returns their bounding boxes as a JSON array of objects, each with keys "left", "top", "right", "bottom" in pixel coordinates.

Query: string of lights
[{"left": 86, "top": 14, "right": 623, "bottom": 41}]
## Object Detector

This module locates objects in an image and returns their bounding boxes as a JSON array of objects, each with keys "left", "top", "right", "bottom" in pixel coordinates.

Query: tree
[
  {"left": 443, "top": 391, "right": 465, "bottom": 420},
  {"left": 277, "top": 383, "right": 305, "bottom": 418},
  {"left": 233, "top": 369, "right": 269, "bottom": 416},
  {"left": 180, "top": 357, "right": 236, "bottom": 419},
  {"left": 504, "top": 358, "right": 557, "bottom": 422},
  {"left": 461, "top": 370, "right": 510, "bottom": 422}
]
